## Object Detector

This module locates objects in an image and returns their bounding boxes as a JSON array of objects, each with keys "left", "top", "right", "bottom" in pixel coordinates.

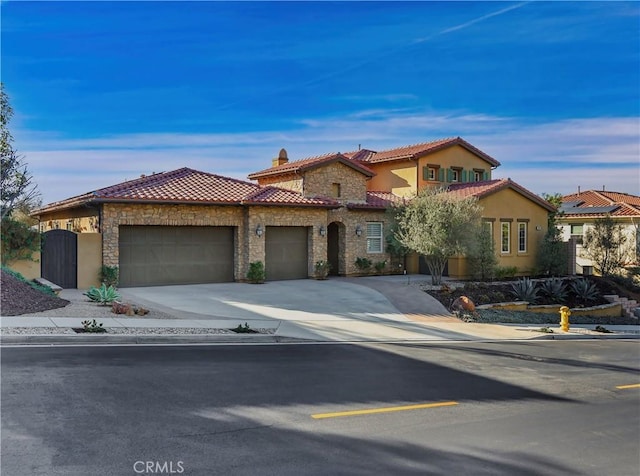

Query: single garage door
[
  {"left": 119, "top": 226, "right": 234, "bottom": 287},
  {"left": 265, "top": 226, "right": 308, "bottom": 280}
]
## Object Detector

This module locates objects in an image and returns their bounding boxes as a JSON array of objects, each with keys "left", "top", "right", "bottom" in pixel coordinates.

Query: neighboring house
[
  {"left": 558, "top": 190, "right": 640, "bottom": 271},
  {"left": 33, "top": 137, "right": 554, "bottom": 288}
]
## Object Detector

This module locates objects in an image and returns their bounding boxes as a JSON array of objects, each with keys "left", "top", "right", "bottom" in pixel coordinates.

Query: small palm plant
[
  {"left": 510, "top": 277, "right": 539, "bottom": 303},
  {"left": 539, "top": 278, "right": 568, "bottom": 303}
]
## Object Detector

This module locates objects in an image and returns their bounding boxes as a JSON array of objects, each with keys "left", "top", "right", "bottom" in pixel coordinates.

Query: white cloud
[{"left": 17, "top": 109, "right": 639, "bottom": 204}]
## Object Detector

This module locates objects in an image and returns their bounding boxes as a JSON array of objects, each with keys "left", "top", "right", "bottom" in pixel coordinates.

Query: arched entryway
[{"left": 327, "top": 222, "right": 344, "bottom": 275}]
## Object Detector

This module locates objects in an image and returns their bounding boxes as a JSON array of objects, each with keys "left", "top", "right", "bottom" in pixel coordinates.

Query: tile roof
[
  {"left": 347, "top": 191, "right": 408, "bottom": 210},
  {"left": 358, "top": 136, "right": 501, "bottom": 167},
  {"left": 34, "top": 167, "right": 339, "bottom": 215},
  {"left": 561, "top": 190, "right": 640, "bottom": 218},
  {"left": 247, "top": 137, "right": 500, "bottom": 180},
  {"left": 447, "top": 178, "right": 556, "bottom": 212},
  {"left": 247, "top": 152, "right": 376, "bottom": 180}
]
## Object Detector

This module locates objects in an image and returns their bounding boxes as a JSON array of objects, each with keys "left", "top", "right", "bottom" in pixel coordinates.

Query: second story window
[
  {"left": 570, "top": 224, "right": 584, "bottom": 244},
  {"left": 331, "top": 183, "right": 341, "bottom": 198}
]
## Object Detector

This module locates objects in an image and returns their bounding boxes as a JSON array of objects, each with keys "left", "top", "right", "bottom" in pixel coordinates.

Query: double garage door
[
  {"left": 118, "top": 225, "right": 309, "bottom": 286},
  {"left": 119, "top": 226, "right": 234, "bottom": 287}
]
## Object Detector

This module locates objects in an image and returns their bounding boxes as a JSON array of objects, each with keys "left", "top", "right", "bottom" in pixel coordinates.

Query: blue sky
[{"left": 3, "top": 1, "right": 639, "bottom": 205}]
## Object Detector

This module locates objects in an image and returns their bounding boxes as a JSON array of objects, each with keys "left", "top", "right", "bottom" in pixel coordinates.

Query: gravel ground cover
[{"left": 1, "top": 269, "right": 69, "bottom": 316}]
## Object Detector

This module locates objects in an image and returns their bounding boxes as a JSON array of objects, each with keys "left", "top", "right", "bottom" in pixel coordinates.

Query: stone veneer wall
[
  {"left": 328, "top": 207, "right": 393, "bottom": 275},
  {"left": 101, "top": 203, "right": 246, "bottom": 278},
  {"left": 246, "top": 206, "right": 328, "bottom": 278},
  {"left": 303, "top": 162, "right": 368, "bottom": 203},
  {"left": 254, "top": 174, "right": 303, "bottom": 194}
]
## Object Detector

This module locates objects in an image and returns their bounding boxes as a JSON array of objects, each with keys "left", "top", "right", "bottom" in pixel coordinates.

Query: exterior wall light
[
  {"left": 355, "top": 225, "right": 363, "bottom": 236},
  {"left": 256, "top": 224, "right": 263, "bottom": 237},
  {"left": 319, "top": 225, "right": 326, "bottom": 237}
]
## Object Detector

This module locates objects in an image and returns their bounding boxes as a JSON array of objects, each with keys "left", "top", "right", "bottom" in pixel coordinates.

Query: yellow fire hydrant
[{"left": 560, "top": 306, "right": 571, "bottom": 332}]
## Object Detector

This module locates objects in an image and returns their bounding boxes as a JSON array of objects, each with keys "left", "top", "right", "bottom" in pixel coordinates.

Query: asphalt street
[{"left": 1, "top": 340, "right": 639, "bottom": 475}]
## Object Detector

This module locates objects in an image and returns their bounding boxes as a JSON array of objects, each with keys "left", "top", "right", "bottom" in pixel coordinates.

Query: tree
[
  {"left": 467, "top": 222, "right": 498, "bottom": 281},
  {"left": 1, "top": 83, "right": 39, "bottom": 220},
  {"left": 536, "top": 193, "right": 567, "bottom": 276},
  {"left": 582, "top": 215, "right": 633, "bottom": 276},
  {"left": 394, "top": 187, "right": 482, "bottom": 285}
]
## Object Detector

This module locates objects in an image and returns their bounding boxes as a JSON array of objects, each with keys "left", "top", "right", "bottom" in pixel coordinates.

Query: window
[
  {"left": 501, "top": 222, "right": 510, "bottom": 253},
  {"left": 518, "top": 222, "right": 527, "bottom": 253},
  {"left": 451, "top": 169, "right": 460, "bottom": 183},
  {"left": 423, "top": 165, "right": 439, "bottom": 181},
  {"left": 331, "top": 183, "right": 341, "bottom": 198},
  {"left": 428, "top": 167, "right": 437, "bottom": 180},
  {"left": 366, "top": 222, "right": 383, "bottom": 253},
  {"left": 484, "top": 220, "right": 493, "bottom": 239},
  {"left": 570, "top": 223, "right": 584, "bottom": 244},
  {"left": 474, "top": 170, "right": 483, "bottom": 182}
]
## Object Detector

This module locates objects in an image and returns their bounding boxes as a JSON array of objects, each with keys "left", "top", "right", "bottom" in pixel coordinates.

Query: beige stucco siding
[
  {"left": 366, "top": 161, "right": 417, "bottom": 197},
  {"left": 417, "top": 145, "right": 493, "bottom": 189},
  {"left": 479, "top": 188, "right": 549, "bottom": 275}
]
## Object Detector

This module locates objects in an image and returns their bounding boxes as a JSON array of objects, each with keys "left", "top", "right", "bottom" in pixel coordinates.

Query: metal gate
[{"left": 41, "top": 229, "right": 77, "bottom": 288}]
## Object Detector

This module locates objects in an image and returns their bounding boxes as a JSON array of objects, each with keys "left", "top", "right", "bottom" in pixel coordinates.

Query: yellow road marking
[
  {"left": 616, "top": 383, "right": 640, "bottom": 390},
  {"left": 312, "top": 401, "right": 458, "bottom": 419}
]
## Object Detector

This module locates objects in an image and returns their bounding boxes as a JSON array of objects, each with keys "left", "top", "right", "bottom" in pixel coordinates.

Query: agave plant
[
  {"left": 510, "top": 277, "right": 539, "bottom": 303},
  {"left": 539, "top": 278, "right": 568, "bottom": 303},
  {"left": 570, "top": 279, "right": 600, "bottom": 306},
  {"left": 83, "top": 283, "right": 121, "bottom": 306}
]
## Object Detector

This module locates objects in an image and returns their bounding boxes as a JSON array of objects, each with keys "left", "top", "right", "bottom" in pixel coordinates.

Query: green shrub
[
  {"left": 83, "top": 284, "right": 120, "bottom": 305},
  {"left": 81, "top": 319, "right": 106, "bottom": 333},
  {"left": 314, "top": 260, "right": 331, "bottom": 279},
  {"left": 232, "top": 322, "right": 255, "bottom": 333},
  {"left": 1, "top": 217, "right": 41, "bottom": 263},
  {"left": 374, "top": 260, "right": 387, "bottom": 275},
  {"left": 539, "top": 278, "right": 568, "bottom": 303},
  {"left": 99, "top": 265, "right": 119, "bottom": 287},
  {"left": 354, "top": 257, "right": 372, "bottom": 274},
  {"left": 510, "top": 277, "right": 539, "bottom": 303},
  {"left": 495, "top": 266, "right": 518, "bottom": 280},
  {"left": 247, "top": 261, "right": 266, "bottom": 283},
  {"left": 1, "top": 266, "right": 56, "bottom": 296}
]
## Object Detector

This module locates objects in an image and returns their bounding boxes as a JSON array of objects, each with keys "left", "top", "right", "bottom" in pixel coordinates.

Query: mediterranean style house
[
  {"left": 32, "top": 137, "right": 554, "bottom": 288},
  {"left": 558, "top": 189, "right": 640, "bottom": 272}
]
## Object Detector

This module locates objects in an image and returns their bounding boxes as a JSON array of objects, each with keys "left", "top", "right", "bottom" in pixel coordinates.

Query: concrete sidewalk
[{"left": 2, "top": 275, "right": 638, "bottom": 344}]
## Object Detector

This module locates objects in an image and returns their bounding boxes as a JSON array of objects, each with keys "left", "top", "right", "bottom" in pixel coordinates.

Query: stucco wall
[
  {"left": 479, "top": 188, "right": 549, "bottom": 275},
  {"left": 77, "top": 233, "right": 102, "bottom": 289},
  {"left": 6, "top": 251, "right": 41, "bottom": 281},
  {"left": 38, "top": 208, "right": 99, "bottom": 233},
  {"left": 366, "top": 161, "right": 416, "bottom": 197},
  {"left": 365, "top": 144, "right": 495, "bottom": 196},
  {"left": 417, "top": 145, "right": 493, "bottom": 189}
]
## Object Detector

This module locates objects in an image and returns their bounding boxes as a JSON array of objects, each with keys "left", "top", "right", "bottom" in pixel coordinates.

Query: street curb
[
  {"left": 1, "top": 331, "right": 637, "bottom": 345},
  {"left": 0, "top": 333, "right": 289, "bottom": 345}
]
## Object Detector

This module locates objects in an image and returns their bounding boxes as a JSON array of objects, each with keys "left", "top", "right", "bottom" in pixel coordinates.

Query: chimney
[
  {"left": 578, "top": 185, "right": 581, "bottom": 195},
  {"left": 272, "top": 148, "right": 289, "bottom": 167}
]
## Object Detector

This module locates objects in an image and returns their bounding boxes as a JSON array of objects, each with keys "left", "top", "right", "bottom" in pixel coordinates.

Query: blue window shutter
[
  {"left": 446, "top": 169, "right": 452, "bottom": 182},
  {"left": 483, "top": 171, "right": 489, "bottom": 180},
  {"left": 461, "top": 170, "right": 467, "bottom": 182},
  {"left": 422, "top": 166, "right": 429, "bottom": 181},
  {"left": 438, "top": 168, "right": 444, "bottom": 182}
]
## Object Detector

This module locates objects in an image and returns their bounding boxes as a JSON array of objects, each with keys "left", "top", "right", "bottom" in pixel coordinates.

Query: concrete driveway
[{"left": 119, "top": 276, "right": 471, "bottom": 342}]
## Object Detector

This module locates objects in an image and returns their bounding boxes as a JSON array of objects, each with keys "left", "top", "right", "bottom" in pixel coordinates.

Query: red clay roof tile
[
  {"left": 247, "top": 152, "right": 375, "bottom": 180},
  {"left": 561, "top": 190, "right": 640, "bottom": 218},
  {"left": 34, "top": 167, "right": 339, "bottom": 214},
  {"left": 448, "top": 178, "right": 555, "bottom": 212}
]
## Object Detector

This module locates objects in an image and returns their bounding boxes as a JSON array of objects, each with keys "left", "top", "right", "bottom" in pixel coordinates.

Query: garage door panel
[
  {"left": 265, "top": 226, "right": 308, "bottom": 281},
  {"left": 119, "top": 226, "right": 234, "bottom": 287}
]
